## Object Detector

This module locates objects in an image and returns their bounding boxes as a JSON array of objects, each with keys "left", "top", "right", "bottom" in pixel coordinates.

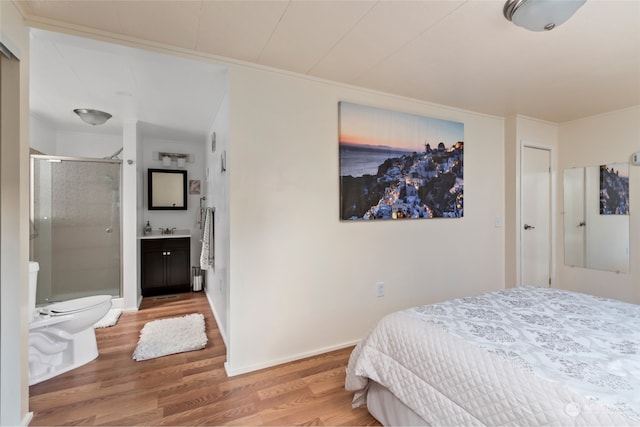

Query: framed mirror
[
  {"left": 563, "top": 163, "right": 629, "bottom": 273},
  {"left": 148, "top": 169, "right": 187, "bottom": 210}
]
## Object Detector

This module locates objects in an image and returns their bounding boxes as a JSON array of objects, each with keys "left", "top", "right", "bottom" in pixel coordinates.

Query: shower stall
[{"left": 30, "top": 155, "right": 122, "bottom": 304}]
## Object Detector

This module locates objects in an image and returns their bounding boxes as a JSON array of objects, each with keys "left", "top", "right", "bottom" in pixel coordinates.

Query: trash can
[{"left": 192, "top": 266, "right": 204, "bottom": 292}]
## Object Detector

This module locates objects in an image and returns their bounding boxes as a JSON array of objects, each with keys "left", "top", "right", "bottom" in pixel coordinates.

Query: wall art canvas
[
  {"left": 599, "top": 163, "right": 629, "bottom": 215},
  {"left": 189, "top": 179, "right": 201, "bottom": 195},
  {"left": 339, "top": 102, "right": 464, "bottom": 220}
]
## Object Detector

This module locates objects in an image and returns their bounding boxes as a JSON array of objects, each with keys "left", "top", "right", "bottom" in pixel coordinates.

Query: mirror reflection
[
  {"left": 148, "top": 169, "right": 187, "bottom": 210},
  {"left": 563, "top": 163, "right": 629, "bottom": 273}
]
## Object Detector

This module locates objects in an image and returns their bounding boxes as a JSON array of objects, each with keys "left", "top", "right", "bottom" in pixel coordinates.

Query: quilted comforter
[{"left": 346, "top": 287, "right": 640, "bottom": 426}]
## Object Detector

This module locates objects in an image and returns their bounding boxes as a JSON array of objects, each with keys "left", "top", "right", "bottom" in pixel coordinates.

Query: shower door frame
[{"left": 30, "top": 154, "right": 123, "bottom": 302}]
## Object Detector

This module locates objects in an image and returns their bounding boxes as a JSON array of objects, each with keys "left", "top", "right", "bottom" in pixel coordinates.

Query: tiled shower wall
[{"left": 32, "top": 157, "right": 121, "bottom": 303}]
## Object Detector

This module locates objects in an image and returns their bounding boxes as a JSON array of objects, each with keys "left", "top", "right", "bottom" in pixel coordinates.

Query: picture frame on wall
[
  {"left": 339, "top": 101, "right": 464, "bottom": 221},
  {"left": 189, "top": 179, "right": 201, "bottom": 195}
]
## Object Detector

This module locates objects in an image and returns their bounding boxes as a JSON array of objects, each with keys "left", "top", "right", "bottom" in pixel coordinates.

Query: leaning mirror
[
  {"left": 563, "top": 163, "right": 629, "bottom": 273},
  {"left": 148, "top": 169, "right": 187, "bottom": 210}
]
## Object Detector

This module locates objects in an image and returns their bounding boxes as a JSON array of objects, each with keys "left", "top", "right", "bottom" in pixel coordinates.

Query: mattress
[
  {"left": 345, "top": 287, "right": 640, "bottom": 426},
  {"left": 367, "top": 380, "right": 428, "bottom": 426}
]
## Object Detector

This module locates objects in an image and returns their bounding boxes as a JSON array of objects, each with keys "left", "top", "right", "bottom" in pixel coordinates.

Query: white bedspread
[{"left": 346, "top": 287, "right": 640, "bottom": 426}]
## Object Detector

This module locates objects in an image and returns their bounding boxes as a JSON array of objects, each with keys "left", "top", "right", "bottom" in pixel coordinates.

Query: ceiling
[
  {"left": 19, "top": 0, "right": 640, "bottom": 133},
  {"left": 29, "top": 28, "right": 227, "bottom": 141}
]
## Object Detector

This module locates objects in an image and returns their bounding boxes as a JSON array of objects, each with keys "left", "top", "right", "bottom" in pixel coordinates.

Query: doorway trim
[
  {"left": 519, "top": 140, "right": 556, "bottom": 287},
  {"left": 1, "top": 38, "right": 32, "bottom": 427}
]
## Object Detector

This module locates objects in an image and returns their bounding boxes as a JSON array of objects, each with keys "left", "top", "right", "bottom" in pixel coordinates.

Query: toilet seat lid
[{"left": 43, "top": 295, "right": 112, "bottom": 315}]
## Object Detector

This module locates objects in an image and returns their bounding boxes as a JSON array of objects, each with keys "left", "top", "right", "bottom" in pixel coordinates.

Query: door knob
[{"left": 524, "top": 224, "right": 535, "bottom": 230}]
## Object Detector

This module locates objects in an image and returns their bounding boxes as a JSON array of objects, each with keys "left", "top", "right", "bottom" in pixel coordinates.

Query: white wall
[
  {"left": 29, "top": 113, "right": 56, "bottom": 154},
  {"left": 122, "top": 121, "right": 141, "bottom": 310},
  {"left": 557, "top": 106, "right": 640, "bottom": 303},
  {"left": 204, "top": 87, "right": 230, "bottom": 344},
  {"left": 225, "top": 65, "right": 506, "bottom": 374}
]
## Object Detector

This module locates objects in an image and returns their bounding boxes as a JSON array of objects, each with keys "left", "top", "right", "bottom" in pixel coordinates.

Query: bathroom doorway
[{"left": 30, "top": 155, "right": 122, "bottom": 303}]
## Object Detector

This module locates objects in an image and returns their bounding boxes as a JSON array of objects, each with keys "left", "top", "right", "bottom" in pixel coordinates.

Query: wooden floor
[{"left": 29, "top": 292, "right": 380, "bottom": 426}]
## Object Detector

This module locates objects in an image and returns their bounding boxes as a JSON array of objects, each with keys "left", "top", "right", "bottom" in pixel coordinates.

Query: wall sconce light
[
  {"left": 158, "top": 152, "right": 191, "bottom": 168},
  {"left": 503, "top": 0, "right": 586, "bottom": 31},
  {"left": 73, "top": 108, "right": 112, "bottom": 125}
]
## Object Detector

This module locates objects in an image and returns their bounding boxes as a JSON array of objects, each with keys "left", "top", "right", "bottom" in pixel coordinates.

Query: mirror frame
[
  {"left": 562, "top": 163, "right": 629, "bottom": 273},
  {"left": 148, "top": 168, "right": 188, "bottom": 210}
]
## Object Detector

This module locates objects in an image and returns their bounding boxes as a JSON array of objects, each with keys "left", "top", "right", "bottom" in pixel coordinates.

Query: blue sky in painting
[{"left": 339, "top": 101, "right": 464, "bottom": 151}]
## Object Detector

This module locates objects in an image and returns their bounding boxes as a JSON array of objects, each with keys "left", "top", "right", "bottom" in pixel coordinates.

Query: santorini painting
[
  {"left": 599, "top": 163, "right": 629, "bottom": 215},
  {"left": 339, "top": 102, "right": 464, "bottom": 221}
]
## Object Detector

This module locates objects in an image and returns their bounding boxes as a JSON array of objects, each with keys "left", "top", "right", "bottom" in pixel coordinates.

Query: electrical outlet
[{"left": 376, "top": 281, "right": 385, "bottom": 297}]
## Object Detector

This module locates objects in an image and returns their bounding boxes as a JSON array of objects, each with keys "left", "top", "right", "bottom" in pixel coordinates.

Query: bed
[{"left": 345, "top": 286, "right": 640, "bottom": 426}]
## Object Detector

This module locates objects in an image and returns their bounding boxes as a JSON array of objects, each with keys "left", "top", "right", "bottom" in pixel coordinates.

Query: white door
[{"left": 521, "top": 146, "right": 551, "bottom": 287}]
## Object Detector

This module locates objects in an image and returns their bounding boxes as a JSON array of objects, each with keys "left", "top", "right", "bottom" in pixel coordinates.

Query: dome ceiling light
[
  {"left": 73, "top": 108, "right": 112, "bottom": 126},
  {"left": 503, "top": 0, "right": 586, "bottom": 31}
]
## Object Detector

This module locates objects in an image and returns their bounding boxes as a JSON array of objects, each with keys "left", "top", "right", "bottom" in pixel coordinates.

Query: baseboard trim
[
  {"left": 22, "top": 411, "right": 33, "bottom": 426},
  {"left": 110, "top": 297, "right": 124, "bottom": 309},
  {"left": 199, "top": 290, "right": 361, "bottom": 379},
  {"left": 204, "top": 290, "right": 228, "bottom": 347},
  {"left": 110, "top": 296, "right": 141, "bottom": 313},
  {"left": 223, "top": 339, "right": 360, "bottom": 377}
]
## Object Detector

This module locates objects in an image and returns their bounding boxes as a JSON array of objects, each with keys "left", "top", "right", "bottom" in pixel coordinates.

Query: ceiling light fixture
[
  {"left": 73, "top": 108, "right": 112, "bottom": 126},
  {"left": 503, "top": 0, "right": 586, "bottom": 31}
]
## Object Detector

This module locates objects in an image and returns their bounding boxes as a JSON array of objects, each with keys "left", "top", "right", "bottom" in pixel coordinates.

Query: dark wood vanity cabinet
[{"left": 141, "top": 237, "right": 190, "bottom": 296}]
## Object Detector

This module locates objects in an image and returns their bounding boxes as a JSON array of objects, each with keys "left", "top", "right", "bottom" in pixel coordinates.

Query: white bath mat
[
  {"left": 94, "top": 308, "right": 122, "bottom": 328},
  {"left": 132, "top": 313, "right": 207, "bottom": 361}
]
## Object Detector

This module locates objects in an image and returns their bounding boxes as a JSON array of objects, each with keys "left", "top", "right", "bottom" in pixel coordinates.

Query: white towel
[{"left": 200, "top": 207, "right": 214, "bottom": 270}]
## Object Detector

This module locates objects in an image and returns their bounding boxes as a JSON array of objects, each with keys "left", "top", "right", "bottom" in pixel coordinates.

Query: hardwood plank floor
[{"left": 29, "top": 292, "right": 380, "bottom": 426}]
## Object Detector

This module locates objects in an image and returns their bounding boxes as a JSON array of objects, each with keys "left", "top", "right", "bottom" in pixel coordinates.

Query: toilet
[{"left": 28, "top": 261, "right": 112, "bottom": 386}]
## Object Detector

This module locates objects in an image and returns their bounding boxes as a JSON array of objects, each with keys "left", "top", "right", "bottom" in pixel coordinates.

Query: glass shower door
[{"left": 30, "top": 156, "right": 121, "bottom": 304}]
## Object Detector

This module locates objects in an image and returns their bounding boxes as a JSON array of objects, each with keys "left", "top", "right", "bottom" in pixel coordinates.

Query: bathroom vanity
[{"left": 140, "top": 230, "right": 191, "bottom": 296}]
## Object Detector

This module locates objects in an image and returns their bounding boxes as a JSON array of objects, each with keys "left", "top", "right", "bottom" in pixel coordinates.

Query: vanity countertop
[{"left": 140, "top": 229, "right": 191, "bottom": 239}]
